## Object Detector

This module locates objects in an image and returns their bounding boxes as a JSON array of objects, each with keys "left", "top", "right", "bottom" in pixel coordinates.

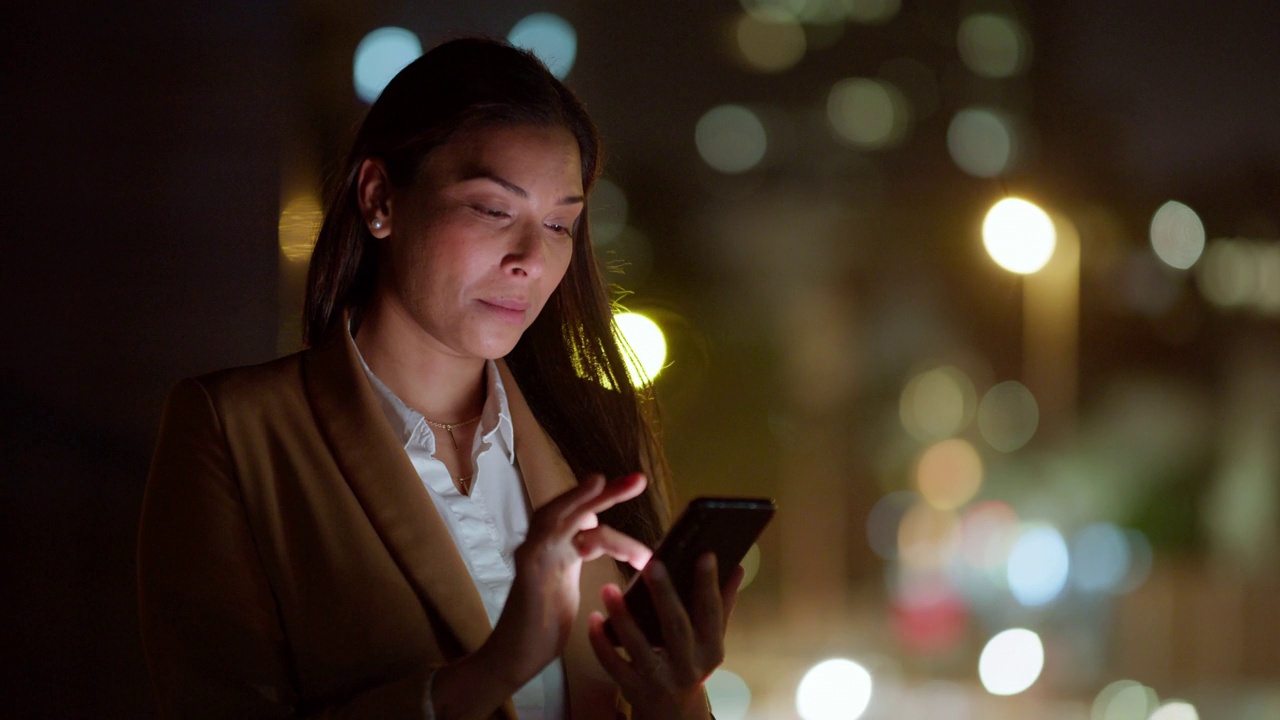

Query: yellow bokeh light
[
  {"left": 1149, "top": 200, "right": 1205, "bottom": 270},
  {"left": 739, "top": 543, "right": 761, "bottom": 591},
  {"left": 899, "top": 365, "right": 976, "bottom": 441},
  {"left": 735, "top": 12, "right": 806, "bottom": 73},
  {"left": 613, "top": 311, "right": 667, "bottom": 385},
  {"left": 916, "top": 439, "right": 983, "bottom": 511},
  {"left": 826, "top": 77, "right": 910, "bottom": 149},
  {"left": 982, "top": 197, "right": 1056, "bottom": 274},
  {"left": 278, "top": 194, "right": 323, "bottom": 262}
]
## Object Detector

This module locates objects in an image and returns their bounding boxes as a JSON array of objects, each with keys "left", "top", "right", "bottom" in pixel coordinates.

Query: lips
[{"left": 479, "top": 297, "right": 531, "bottom": 324}]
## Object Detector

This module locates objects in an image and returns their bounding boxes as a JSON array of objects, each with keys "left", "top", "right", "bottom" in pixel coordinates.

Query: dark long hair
[{"left": 303, "top": 37, "right": 670, "bottom": 550}]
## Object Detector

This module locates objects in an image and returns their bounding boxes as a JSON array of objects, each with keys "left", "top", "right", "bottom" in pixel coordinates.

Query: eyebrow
[{"left": 457, "top": 168, "right": 584, "bottom": 206}]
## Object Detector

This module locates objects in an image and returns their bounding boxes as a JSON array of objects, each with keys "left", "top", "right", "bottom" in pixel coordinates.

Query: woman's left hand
[{"left": 587, "top": 553, "right": 745, "bottom": 720}]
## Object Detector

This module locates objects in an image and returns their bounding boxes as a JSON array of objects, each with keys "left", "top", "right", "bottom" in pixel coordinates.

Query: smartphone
[{"left": 605, "top": 496, "right": 776, "bottom": 647}]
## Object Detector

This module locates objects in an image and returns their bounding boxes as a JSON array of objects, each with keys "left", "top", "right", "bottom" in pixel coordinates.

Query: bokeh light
[
  {"left": 1149, "top": 200, "right": 1206, "bottom": 270},
  {"left": 978, "top": 380, "right": 1040, "bottom": 452},
  {"left": 1150, "top": 700, "right": 1200, "bottom": 720},
  {"left": 959, "top": 500, "right": 1019, "bottom": 571},
  {"left": 735, "top": 12, "right": 806, "bottom": 73},
  {"left": 508, "top": 13, "right": 577, "bottom": 79},
  {"left": 588, "top": 177, "right": 628, "bottom": 245},
  {"left": 278, "top": 194, "right": 323, "bottom": 262},
  {"left": 958, "top": 14, "right": 1028, "bottom": 78},
  {"left": 899, "top": 365, "right": 977, "bottom": 442},
  {"left": 352, "top": 27, "right": 423, "bottom": 104},
  {"left": 846, "top": 0, "right": 901, "bottom": 24},
  {"left": 898, "top": 502, "right": 961, "bottom": 570},
  {"left": 977, "top": 628, "right": 1044, "bottom": 696},
  {"left": 915, "top": 439, "right": 983, "bottom": 511},
  {"left": 867, "top": 491, "right": 916, "bottom": 560},
  {"left": 948, "top": 108, "right": 1017, "bottom": 178},
  {"left": 1006, "top": 524, "right": 1069, "bottom": 606},
  {"left": 1092, "top": 679, "right": 1158, "bottom": 720},
  {"left": 612, "top": 312, "right": 667, "bottom": 385},
  {"left": 739, "top": 543, "right": 762, "bottom": 590},
  {"left": 1071, "top": 522, "right": 1131, "bottom": 594},
  {"left": 1196, "top": 238, "right": 1280, "bottom": 313},
  {"left": 796, "top": 658, "right": 873, "bottom": 720},
  {"left": 706, "top": 668, "right": 752, "bottom": 720},
  {"left": 1118, "top": 528, "right": 1153, "bottom": 593},
  {"left": 982, "top": 198, "right": 1056, "bottom": 274},
  {"left": 826, "top": 77, "right": 910, "bottom": 149},
  {"left": 695, "top": 104, "right": 768, "bottom": 173}
]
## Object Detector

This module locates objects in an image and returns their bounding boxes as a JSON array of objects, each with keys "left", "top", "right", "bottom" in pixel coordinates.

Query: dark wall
[{"left": 2, "top": 3, "right": 284, "bottom": 715}]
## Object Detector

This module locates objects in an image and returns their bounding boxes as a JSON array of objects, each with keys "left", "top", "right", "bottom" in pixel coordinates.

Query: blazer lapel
[
  {"left": 300, "top": 325, "right": 495, "bottom": 662},
  {"left": 498, "top": 361, "right": 626, "bottom": 719}
]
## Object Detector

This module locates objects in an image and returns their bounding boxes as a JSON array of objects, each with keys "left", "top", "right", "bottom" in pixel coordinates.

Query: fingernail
[{"left": 699, "top": 553, "right": 716, "bottom": 572}]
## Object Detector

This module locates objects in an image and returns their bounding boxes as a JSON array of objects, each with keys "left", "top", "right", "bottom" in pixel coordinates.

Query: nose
[{"left": 503, "top": 220, "right": 545, "bottom": 278}]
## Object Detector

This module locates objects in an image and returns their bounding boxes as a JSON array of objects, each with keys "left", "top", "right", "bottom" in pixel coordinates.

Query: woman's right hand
[{"left": 431, "top": 472, "right": 653, "bottom": 718}]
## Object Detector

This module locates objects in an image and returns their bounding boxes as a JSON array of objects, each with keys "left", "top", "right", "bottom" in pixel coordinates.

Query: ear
[{"left": 356, "top": 158, "right": 393, "bottom": 239}]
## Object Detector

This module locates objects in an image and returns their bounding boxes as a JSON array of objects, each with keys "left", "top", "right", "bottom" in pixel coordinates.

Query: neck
[{"left": 353, "top": 297, "right": 486, "bottom": 423}]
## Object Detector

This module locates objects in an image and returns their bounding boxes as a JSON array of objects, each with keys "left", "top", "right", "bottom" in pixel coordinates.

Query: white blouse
[{"left": 353, "top": 344, "right": 566, "bottom": 720}]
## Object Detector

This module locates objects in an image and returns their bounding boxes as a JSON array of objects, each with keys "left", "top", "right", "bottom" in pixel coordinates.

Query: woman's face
[{"left": 376, "top": 123, "right": 584, "bottom": 361}]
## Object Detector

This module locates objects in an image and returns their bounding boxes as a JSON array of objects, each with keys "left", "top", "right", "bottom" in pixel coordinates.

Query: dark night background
[{"left": 3, "top": 1, "right": 1279, "bottom": 716}]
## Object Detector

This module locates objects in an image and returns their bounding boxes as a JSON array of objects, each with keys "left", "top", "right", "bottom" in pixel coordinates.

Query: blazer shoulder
[{"left": 185, "top": 351, "right": 309, "bottom": 420}]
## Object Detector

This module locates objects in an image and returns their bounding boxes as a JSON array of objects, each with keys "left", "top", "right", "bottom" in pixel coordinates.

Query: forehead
[{"left": 424, "top": 123, "right": 583, "bottom": 192}]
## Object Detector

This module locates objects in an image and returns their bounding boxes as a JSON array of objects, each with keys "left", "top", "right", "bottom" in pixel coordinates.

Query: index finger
[{"left": 557, "top": 472, "right": 647, "bottom": 526}]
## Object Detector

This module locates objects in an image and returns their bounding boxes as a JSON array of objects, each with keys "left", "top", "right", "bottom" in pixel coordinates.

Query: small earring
[{"left": 371, "top": 218, "right": 384, "bottom": 231}]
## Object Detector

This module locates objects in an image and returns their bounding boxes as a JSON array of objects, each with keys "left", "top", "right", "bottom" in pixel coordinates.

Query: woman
[{"left": 137, "top": 37, "right": 739, "bottom": 719}]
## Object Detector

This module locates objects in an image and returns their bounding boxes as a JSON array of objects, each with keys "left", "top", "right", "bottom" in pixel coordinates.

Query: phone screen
[{"left": 605, "top": 496, "right": 776, "bottom": 646}]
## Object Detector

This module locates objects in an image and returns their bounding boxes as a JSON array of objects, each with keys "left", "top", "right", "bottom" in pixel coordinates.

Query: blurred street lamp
[{"left": 982, "top": 197, "right": 1079, "bottom": 440}]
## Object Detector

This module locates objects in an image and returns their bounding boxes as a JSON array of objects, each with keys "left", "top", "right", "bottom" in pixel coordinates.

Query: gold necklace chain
[{"left": 422, "top": 414, "right": 482, "bottom": 450}]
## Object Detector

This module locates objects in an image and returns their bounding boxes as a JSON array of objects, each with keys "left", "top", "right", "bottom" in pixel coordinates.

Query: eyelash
[{"left": 473, "top": 205, "right": 574, "bottom": 237}]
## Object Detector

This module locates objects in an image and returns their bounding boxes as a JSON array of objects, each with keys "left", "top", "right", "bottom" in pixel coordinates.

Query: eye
[
  {"left": 472, "top": 205, "right": 510, "bottom": 219},
  {"left": 545, "top": 221, "right": 574, "bottom": 236}
]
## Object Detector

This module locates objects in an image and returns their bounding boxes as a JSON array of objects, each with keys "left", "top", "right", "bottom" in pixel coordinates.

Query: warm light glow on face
[
  {"left": 278, "top": 195, "right": 323, "bottom": 262},
  {"left": 353, "top": 27, "right": 423, "bottom": 104},
  {"left": 1149, "top": 200, "right": 1205, "bottom": 269},
  {"left": 612, "top": 311, "right": 667, "bottom": 385},
  {"left": 695, "top": 104, "right": 768, "bottom": 173},
  {"left": 982, "top": 198, "right": 1056, "bottom": 274},
  {"left": 977, "top": 628, "right": 1044, "bottom": 695},
  {"left": 796, "top": 659, "right": 873, "bottom": 720},
  {"left": 915, "top": 439, "right": 983, "bottom": 511},
  {"left": 508, "top": 13, "right": 578, "bottom": 79},
  {"left": 1006, "top": 524, "right": 1069, "bottom": 606},
  {"left": 706, "top": 668, "right": 753, "bottom": 720},
  {"left": 735, "top": 12, "right": 806, "bottom": 72}
]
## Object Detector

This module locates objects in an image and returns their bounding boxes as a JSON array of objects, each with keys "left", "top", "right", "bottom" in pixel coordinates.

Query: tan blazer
[{"left": 138, "top": 324, "right": 628, "bottom": 718}]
